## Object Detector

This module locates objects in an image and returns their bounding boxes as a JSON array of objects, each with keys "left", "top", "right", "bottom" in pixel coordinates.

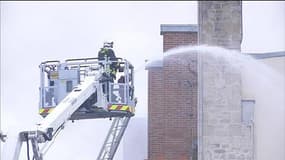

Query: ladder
[{"left": 97, "top": 116, "right": 131, "bottom": 160}]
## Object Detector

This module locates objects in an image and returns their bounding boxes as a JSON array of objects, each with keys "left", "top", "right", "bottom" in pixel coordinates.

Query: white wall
[{"left": 242, "top": 56, "right": 285, "bottom": 160}]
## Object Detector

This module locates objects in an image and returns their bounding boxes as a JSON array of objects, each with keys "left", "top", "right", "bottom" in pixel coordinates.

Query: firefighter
[
  {"left": 98, "top": 42, "right": 118, "bottom": 102},
  {"left": 98, "top": 42, "right": 118, "bottom": 82}
]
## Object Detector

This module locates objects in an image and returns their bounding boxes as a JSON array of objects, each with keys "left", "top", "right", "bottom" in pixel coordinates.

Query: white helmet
[{"left": 103, "top": 41, "right": 114, "bottom": 48}]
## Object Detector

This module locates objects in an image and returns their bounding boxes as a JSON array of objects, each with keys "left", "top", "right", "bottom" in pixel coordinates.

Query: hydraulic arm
[
  {"left": 13, "top": 55, "right": 136, "bottom": 160},
  {"left": 13, "top": 76, "right": 98, "bottom": 160}
]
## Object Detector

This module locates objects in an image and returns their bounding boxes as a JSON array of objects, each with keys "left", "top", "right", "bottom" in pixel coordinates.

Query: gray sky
[{"left": 1, "top": 1, "right": 284, "bottom": 160}]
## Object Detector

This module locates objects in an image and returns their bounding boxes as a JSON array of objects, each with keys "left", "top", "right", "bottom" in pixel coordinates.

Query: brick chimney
[
  {"left": 146, "top": 24, "right": 198, "bottom": 160},
  {"left": 161, "top": 24, "right": 198, "bottom": 52}
]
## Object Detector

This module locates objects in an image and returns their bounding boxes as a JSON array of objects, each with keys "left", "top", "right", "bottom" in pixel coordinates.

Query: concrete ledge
[
  {"left": 246, "top": 51, "right": 285, "bottom": 59},
  {"left": 145, "top": 60, "right": 163, "bottom": 70},
  {"left": 160, "top": 24, "right": 198, "bottom": 35}
]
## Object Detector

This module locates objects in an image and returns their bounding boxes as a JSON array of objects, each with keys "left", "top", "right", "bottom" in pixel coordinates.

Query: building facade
[
  {"left": 146, "top": 2, "right": 284, "bottom": 160},
  {"left": 198, "top": 1, "right": 254, "bottom": 160},
  {"left": 146, "top": 24, "right": 198, "bottom": 160}
]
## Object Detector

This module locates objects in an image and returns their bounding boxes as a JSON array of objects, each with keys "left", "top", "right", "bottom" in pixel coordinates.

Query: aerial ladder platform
[
  {"left": 12, "top": 44, "right": 137, "bottom": 160},
  {"left": 97, "top": 117, "right": 130, "bottom": 160}
]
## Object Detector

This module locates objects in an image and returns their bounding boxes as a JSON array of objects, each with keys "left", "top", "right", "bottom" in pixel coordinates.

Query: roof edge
[
  {"left": 245, "top": 51, "right": 285, "bottom": 59},
  {"left": 160, "top": 24, "right": 198, "bottom": 35}
]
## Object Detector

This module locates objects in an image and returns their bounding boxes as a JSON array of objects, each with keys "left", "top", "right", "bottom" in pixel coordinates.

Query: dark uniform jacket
[{"left": 98, "top": 48, "right": 118, "bottom": 80}]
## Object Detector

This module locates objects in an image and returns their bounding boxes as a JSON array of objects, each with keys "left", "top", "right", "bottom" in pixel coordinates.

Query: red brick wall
[
  {"left": 148, "top": 30, "right": 198, "bottom": 160},
  {"left": 163, "top": 32, "right": 198, "bottom": 52},
  {"left": 163, "top": 54, "right": 198, "bottom": 160},
  {"left": 148, "top": 68, "right": 165, "bottom": 159}
]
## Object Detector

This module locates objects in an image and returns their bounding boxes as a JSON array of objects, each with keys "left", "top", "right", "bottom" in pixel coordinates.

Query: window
[
  {"left": 241, "top": 100, "right": 255, "bottom": 124},
  {"left": 66, "top": 81, "right": 73, "bottom": 92},
  {"left": 49, "top": 80, "right": 54, "bottom": 86}
]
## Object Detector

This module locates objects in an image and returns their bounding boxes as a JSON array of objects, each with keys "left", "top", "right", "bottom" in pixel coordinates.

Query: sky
[{"left": 1, "top": 1, "right": 284, "bottom": 160}]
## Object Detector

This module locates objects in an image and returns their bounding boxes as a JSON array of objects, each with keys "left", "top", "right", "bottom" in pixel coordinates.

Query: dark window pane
[{"left": 66, "top": 81, "right": 73, "bottom": 92}]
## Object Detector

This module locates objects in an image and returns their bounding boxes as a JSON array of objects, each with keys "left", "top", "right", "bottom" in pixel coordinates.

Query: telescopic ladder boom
[
  {"left": 97, "top": 117, "right": 130, "bottom": 160},
  {"left": 12, "top": 56, "right": 136, "bottom": 160},
  {"left": 13, "top": 76, "right": 98, "bottom": 160}
]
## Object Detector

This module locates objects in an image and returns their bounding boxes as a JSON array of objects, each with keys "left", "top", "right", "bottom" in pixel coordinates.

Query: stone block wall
[
  {"left": 198, "top": 1, "right": 253, "bottom": 160},
  {"left": 198, "top": 55, "right": 253, "bottom": 160},
  {"left": 198, "top": 1, "right": 243, "bottom": 50}
]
